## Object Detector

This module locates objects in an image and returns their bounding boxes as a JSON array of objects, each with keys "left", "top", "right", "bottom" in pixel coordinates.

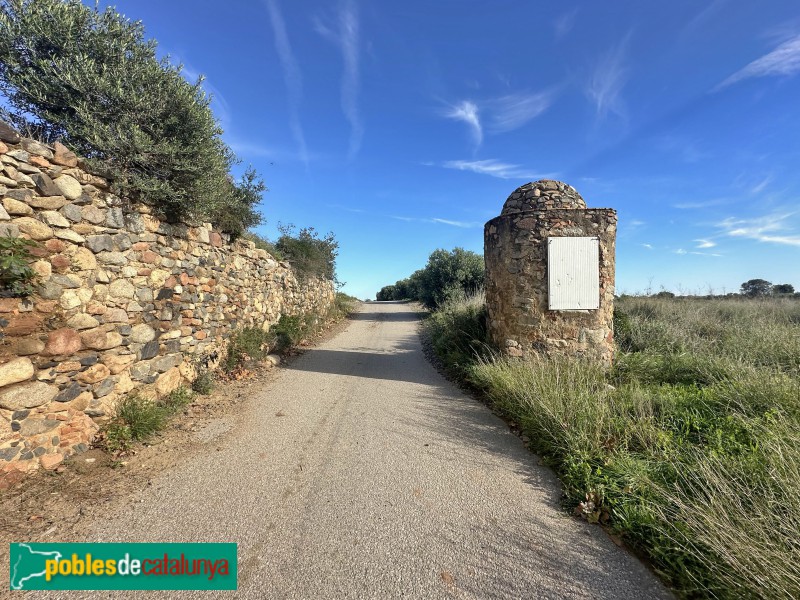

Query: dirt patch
[{"left": 0, "top": 307, "right": 359, "bottom": 546}]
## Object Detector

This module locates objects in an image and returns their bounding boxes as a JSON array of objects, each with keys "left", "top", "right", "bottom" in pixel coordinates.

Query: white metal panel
[{"left": 548, "top": 237, "right": 600, "bottom": 310}]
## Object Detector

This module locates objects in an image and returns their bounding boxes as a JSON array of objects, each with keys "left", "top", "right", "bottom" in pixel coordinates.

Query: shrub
[
  {"left": 114, "top": 394, "right": 167, "bottom": 441},
  {"left": 241, "top": 231, "right": 284, "bottom": 260},
  {"left": 191, "top": 371, "right": 215, "bottom": 395},
  {"left": 275, "top": 224, "right": 339, "bottom": 282},
  {"left": 221, "top": 326, "right": 273, "bottom": 373},
  {"left": 0, "top": 236, "right": 38, "bottom": 297},
  {"left": 0, "top": 0, "right": 263, "bottom": 236}
]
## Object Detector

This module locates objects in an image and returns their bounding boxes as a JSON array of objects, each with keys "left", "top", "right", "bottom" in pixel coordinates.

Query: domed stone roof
[{"left": 501, "top": 180, "right": 586, "bottom": 215}]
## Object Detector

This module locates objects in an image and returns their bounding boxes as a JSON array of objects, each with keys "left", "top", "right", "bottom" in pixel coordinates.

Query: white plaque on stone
[{"left": 547, "top": 237, "right": 600, "bottom": 310}]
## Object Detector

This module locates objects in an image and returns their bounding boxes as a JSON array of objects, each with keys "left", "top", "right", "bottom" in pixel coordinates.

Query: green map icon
[{"left": 9, "top": 543, "right": 63, "bottom": 590}]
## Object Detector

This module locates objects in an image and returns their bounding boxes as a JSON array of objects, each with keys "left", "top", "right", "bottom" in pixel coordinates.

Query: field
[{"left": 426, "top": 294, "right": 800, "bottom": 598}]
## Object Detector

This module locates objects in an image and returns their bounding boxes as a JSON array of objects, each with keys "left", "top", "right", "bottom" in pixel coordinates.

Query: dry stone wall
[
  {"left": 0, "top": 128, "right": 335, "bottom": 485},
  {"left": 484, "top": 180, "right": 616, "bottom": 364}
]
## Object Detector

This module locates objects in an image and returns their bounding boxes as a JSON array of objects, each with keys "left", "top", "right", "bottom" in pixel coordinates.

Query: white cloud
[
  {"left": 641, "top": 243, "right": 653, "bottom": 250},
  {"left": 694, "top": 239, "right": 716, "bottom": 248},
  {"left": 717, "top": 34, "right": 800, "bottom": 89},
  {"left": 444, "top": 101, "right": 482, "bottom": 148},
  {"left": 672, "top": 198, "right": 730, "bottom": 210},
  {"left": 750, "top": 174, "right": 772, "bottom": 195},
  {"left": 585, "top": 39, "right": 629, "bottom": 119},
  {"left": 716, "top": 212, "right": 800, "bottom": 246},
  {"left": 389, "top": 215, "right": 480, "bottom": 228},
  {"left": 176, "top": 64, "right": 231, "bottom": 130},
  {"left": 554, "top": 9, "right": 578, "bottom": 40},
  {"left": 489, "top": 92, "right": 554, "bottom": 132},
  {"left": 265, "top": 0, "right": 309, "bottom": 166},
  {"left": 674, "top": 248, "right": 688, "bottom": 255},
  {"left": 440, "top": 159, "right": 551, "bottom": 180},
  {"left": 315, "top": 0, "right": 363, "bottom": 160}
]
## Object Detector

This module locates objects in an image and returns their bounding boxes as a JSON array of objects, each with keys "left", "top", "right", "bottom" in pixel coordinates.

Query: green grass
[
  {"left": 426, "top": 294, "right": 800, "bottom": 598},
  {"left": 103, "top": 387, "right": 194, "bottom": 452}
]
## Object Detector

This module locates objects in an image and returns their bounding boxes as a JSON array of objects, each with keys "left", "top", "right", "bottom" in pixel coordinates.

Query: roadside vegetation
[
  {"left": 386, "top": 252, "right": 799, "bottom": 598},
  {"left": 424, "top": 292, "right": 800, "bottom": 598}
]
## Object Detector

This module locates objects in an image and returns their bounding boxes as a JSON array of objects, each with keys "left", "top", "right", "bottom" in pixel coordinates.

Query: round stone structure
[{"left": 484, "top": 180, "right": 617, "bottom": 364}]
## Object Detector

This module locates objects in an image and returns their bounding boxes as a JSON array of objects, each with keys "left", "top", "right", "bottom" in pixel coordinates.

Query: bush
[
  {"left": 275, "top": 224, "right": 339, "bottom": 282},
  {"left": 0, "top": 0, "right": 263, "bottom": 236},
  {"left": 377, "top": 247, "right": 484, "bottom": 308},
  {"left": 0, "top": 236, "right": 38, "bottom": 297},
  {"left": 191, "top": 371, "right": 215, "bottom": 395},
  {"left": 221, "top": 326, "right": 273, "bottom": 373},
  {"left": 241, "top": 231, "right": 284, "bottom": 260}
]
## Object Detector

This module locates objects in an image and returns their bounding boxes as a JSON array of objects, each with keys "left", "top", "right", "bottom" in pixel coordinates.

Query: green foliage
[
  {"left": 222, "top": 326, "right": 273, "bottom": 373},
  {"left": 427, "top": 294, "right": 800, "bottom": 598},
  {"left": 241, "top": 231, "right": 284, "bottom": 260},
  {"left": 0, "top": 0, "right": 263, "bottom": 235},
  {"left": 740, "top": 278, "right": 772, "bottom": 297},
  {"left": 191, "top": 371, "right": 215, "bottom": 395},
  {"left": 275, "top": 224, "right": 339, "bottom": 282},
  {"left": 104, "top": 387, "right": 193, "bottom": 452},
  {"left": 377, "top": 247, "right": 484, "bottom": 308},
  {"left": 423, "top": 290, "right": 489, "bottom": 376},
  {"left": 773, "top": 283, "right": 795, "bottom": 295},
  {"left": 0, "top": 235, "right": 38, "bottom": 297}
]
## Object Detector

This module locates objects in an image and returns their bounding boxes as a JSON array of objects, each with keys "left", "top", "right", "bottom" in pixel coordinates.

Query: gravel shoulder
[{"left": 1, "top": 302, "right": 671, "bottom": 599}]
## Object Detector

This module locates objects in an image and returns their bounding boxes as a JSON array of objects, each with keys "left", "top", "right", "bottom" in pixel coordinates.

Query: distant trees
[
  {"left": 0, "top": 0, "right": 263, "bottom": 236},
  {"left": 376, "top": 247, "right": 484, "bottom": 309},
  {"left": 772, "top": 283, "right": 795, "bottom": 295},
  {"left": 740, "top": 279, "right": 774, "bottom": 298}
]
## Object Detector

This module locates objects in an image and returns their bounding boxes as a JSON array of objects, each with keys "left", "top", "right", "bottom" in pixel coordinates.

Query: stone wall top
[{"left": 501, "top": 180, "right": 587, "bottom": 215}]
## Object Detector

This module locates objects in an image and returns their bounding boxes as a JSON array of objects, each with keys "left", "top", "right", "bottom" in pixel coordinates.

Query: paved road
[{"left": 53, "top": 302, "right": 670, "bottom": 598}]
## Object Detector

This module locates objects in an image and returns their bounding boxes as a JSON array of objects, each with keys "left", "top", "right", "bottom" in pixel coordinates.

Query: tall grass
[{"left": 427, "top": 294, "right": 800, "bottom": 598}]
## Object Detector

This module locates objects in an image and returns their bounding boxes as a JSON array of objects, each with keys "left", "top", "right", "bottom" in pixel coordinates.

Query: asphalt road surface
[{"left": 48, "top": 302, "right": 671, "bottom": 599}]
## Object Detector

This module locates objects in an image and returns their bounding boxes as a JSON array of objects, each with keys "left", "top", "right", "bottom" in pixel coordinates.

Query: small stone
[
  {"left": 86, "top": 234, "right": 113, "bottom": 253},
  {"left": 130, "top": 324, "right": 156, "bottom": 344},
  {"left": 54, "top": 229, "right": 85, "bottom": 243},
  {"left": 67, "top": 246, "right": 96, "bottom": 270},
  {"left": 19, "top": 419, "right": 60, "bottom": 437},
  {"left": 0, "top": 381, "right": 57, "bottom": 410},
  {"left": 66, "top": 313, "right": 100, "bottom": 330},
  {"left": 79, "top": 355, "right": 99, "bottom": 366},
  {"left": 109, "top": 279, "right": 135, "bottom": 299},
  {"left": 102, "top": 354, "right": 136, "bottom": 375},
  {"left": 40, "top": 210, "right": 70, "bottom": 227},
  {"left": 40, "top": 453, "right": 64, "bottom": 470},
  {"left": 14, "top": 338, "right": 45, "bottom": 356},
  {"left": 2, "top": 197, "right": 32, "bottom": 216},
  {"left": 97, "top": 251, "right": 128, "bottom": 265},
  {"left": 53, "top": 175, "right": 82, "bottom": 199},
  {"left": 0, "top": 204, "right": 8, "bottom": 220},
  {"left": 155, "top": 367, "right": 182, "bottom": 395},
  {"left": 102, "top": 308, "right": 129, "bottom": 323},
  {"left": 77, "top": 363, "right": 110, "bottom": 384},
  {"left": 68, "top": 391, "right": 92, "bottom": 412},
  {"left": 129, "top": 361, "right": 151, "bottom": 380},
  {"left": 0, "top": 358, "right": 35, "bottom": 388},
  {"left": 60, "top": 203, "right": 82, "bottom": 222},
  {"left": 37, "top": 281, "right": 63, "bottom": 300},
  {"left": 42, "top": 328, "right": 83, "bottom": 356},
  {"left": 53, "top": 382, "right": 82, "bottom": 403},
  {"left": 151, "top": 354, "right": 182, "bottom": 373},
  {"left": 139, "top": 340, "right": 159, "bottom": 360},
  {"left": 105, "top": 207, "right": 124, "bottom": 228},
  {"left": 28, "top": 195, "right": 68, "bottom": 210},
  {"left": 20, "top": 139, "right": 53, "bottom": 158},
  {"left": 52, "top": 142, "right": 78, "bottom": 167},
  {"left": 93, "top": 376, "right": 117, "bottom": 398},
  {"left": 32, "top": 172, "right": 61, "bottom": 196},
  {"left": 14, "top": 217, "right": 54, "bottom": 240},
  {"left": 0, "top": 121, "right": 21, "bottom": 143}
]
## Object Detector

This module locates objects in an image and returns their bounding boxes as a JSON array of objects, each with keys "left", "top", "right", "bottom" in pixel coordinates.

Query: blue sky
[{"left": 98, "top": 0, "right": 799, "bottom": 299}]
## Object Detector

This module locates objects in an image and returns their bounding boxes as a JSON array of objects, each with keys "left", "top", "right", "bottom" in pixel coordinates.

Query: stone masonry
[
  {"left": 0, "top": 126, "right": 335, "bottom": 486},
  {"left": 484, "top": 180, "right": 616, "bottom": 364}
]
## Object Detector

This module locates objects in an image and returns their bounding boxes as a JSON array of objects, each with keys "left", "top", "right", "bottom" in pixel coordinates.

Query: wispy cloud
[
  {"left": 265, "top": 0, "right": 309, "bottom": 166},
  {"left": 315, "top": 0, "right": 363, "bottom": 160},
  {"left": 390, "top": 215, "right": 481, "bottom": 228},
  {"left": 489, "top": 91, "right": 554, "bottom": 132},
  {"left": 554, "top": 8, "right": 578, "bottom": 40},
  {"left": 716, "top": 34, "right": 800, "bottom": 89},
  {"left": 641, "top": 243, "right": 653, "bottom": 250},
  {"left": 750, "top": 174, "right": 772, "bottom": 195},
  {"left": 440, "top": 159, "right": 552, "bottom": 180},
  {"left": 444, "top": 100, "right": 482, "bottom": 148},
  {"left": 585, "top": 38, "right": 629, "bottom": 119},
  {"left": 694, "top": 239, "right": 716, "bottom": 248},
  {"left": 672, "top": 198, "right": 730, "bottom": 210},
  {"left": 716, "top": 211, "right": 800, "bottom": 246}
]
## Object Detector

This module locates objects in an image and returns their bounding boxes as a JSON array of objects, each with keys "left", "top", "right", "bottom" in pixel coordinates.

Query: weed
[{"left": 191, "top": 371, "right": 215, "bottom": 395}]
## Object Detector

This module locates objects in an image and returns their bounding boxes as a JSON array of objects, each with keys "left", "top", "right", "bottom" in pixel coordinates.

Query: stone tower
[{"left": 484, "top": 180, "right": 616, "bottom": 365}]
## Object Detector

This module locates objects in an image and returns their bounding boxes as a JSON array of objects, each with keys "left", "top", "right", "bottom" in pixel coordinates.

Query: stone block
[{"left": 0, "top": 358, "right": 34, "bottom": 388}]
